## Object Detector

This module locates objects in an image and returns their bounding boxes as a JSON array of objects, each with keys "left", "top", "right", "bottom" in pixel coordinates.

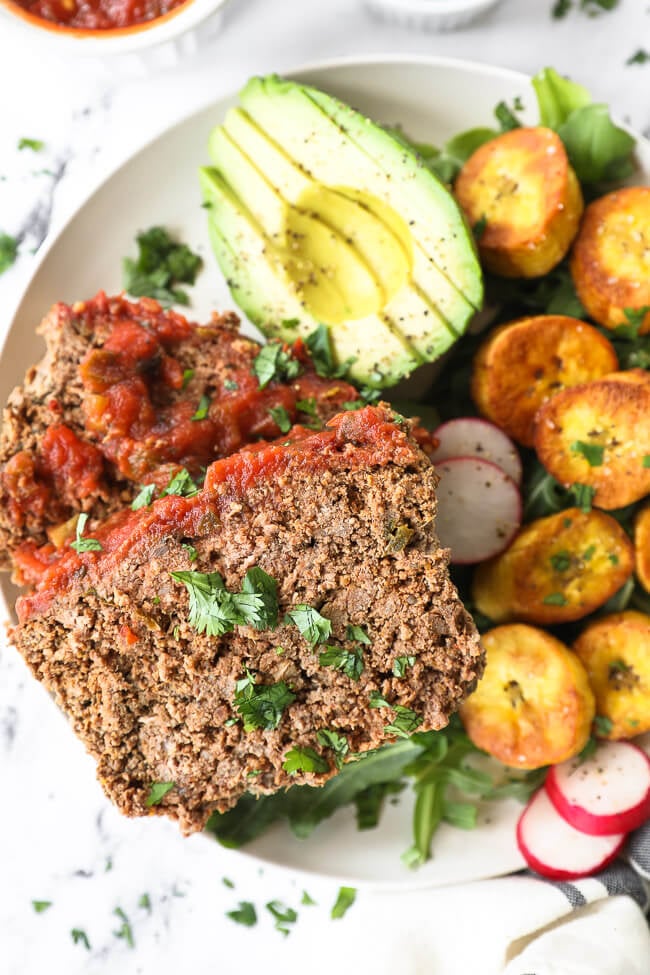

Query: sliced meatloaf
[
  {"left": 0, "top": 292, "right": 359, "bottom": 574},
  {"left": 12, "top": 406, "right": 483, "bottom": 835}
]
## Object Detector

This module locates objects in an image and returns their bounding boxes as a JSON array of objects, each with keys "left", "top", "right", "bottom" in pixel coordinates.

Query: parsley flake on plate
[
  {"left": 286, "top": 604, "right": 332, "bottom": 645},
  {"left": 252, "top": 342, "right": 302, "bottom": 389},
  {"left": 282, "top": 746, "right": 329, "bottom": 775},
  {"left": 122, "top": 226, "right": 203, "bottom": 307},
  {"left": 319, "top": 645, "right": 364, "bottom": 681},
  {"left": 233, "top": 670, "right": 295, "bottom": 732},
  {"left": 330, "top": 886, "right": 357, "bottom": 920},
  {"left": 171, "top": 566, "right": 278, "bottom": 636},
  {"left": 226, "top": 901, "right": 257, "bottom": 927},
  {"left": 627, "top": 49, "right": 650, "bottom": 65},
  {"left": 70, "top": 513, "right": 102, "bottom": 553},
  {"left": 145, "top": 781, "right": 175, "bottom": 807}
]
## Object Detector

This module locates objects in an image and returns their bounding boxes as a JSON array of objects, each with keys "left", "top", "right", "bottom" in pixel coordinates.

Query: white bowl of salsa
[{"left": 0, "top": 0, "right": 231, "bottom": 55}]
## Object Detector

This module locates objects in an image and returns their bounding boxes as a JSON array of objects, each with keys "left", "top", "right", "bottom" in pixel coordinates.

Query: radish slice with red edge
[
  {"left": 545, "top": 741, "right": 650, "bottom": 836},
  {"left": 517, "top": 788, "right": 625, "bottom": 880},
  {"left": 431, "top": 418, "right": 522, "bottom": 485},
  {"left": 434, "top": 457, "right": 522, "bottom": 564}
]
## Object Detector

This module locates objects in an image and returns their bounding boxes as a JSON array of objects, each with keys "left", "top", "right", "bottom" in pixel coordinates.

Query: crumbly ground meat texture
[
  {"left": 0, "top": 292, "right": 358, "bottom": 572},
  {"left": 11, "top": 407, "right": 483, "bottom": 835}
]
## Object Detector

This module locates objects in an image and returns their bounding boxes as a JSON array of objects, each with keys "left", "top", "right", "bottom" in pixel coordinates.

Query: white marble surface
[{"left": 1, "top": 2, "right": 650, "bottom": 973}]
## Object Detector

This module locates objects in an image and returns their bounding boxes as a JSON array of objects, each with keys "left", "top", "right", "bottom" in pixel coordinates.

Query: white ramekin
[{"left": 364, "top": 0, "right": 502, "bottom": 32}]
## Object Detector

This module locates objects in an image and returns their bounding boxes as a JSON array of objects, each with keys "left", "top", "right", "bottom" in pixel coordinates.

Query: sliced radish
[
  {"left": 434, "top": 456, "right": 522, "bottom": 564},
  {"left": 431, "top": 418, "right": 522, "bottom": 485},
  {"left": 545, "top": 741, "right": 650, "bottom": 837},
  {"left": 517, "top": 788, "right": 625, "bottom": 880}
]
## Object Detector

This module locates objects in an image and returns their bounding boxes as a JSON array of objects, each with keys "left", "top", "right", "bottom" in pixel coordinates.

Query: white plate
[{"left": 2, "top": 56, "right": 649, "bottom": 890}]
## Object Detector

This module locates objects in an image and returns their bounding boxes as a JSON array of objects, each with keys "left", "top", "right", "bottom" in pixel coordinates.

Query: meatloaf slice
[
  {"left": 0, "top": 292, "right": 358, "bottom": 573},
  {"left": 12, "top": 406, "right": 483, "bottom": 835}
]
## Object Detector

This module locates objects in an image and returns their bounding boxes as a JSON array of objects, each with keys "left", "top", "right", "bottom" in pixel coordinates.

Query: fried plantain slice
[
  {"left": 570, "top": 186, "right": 650, "bottom": 333},
  {"left": 454, "top": 127, "right": 583, "bottom": 278},
  {"left": 460, "top": 624, "right": 594, "bottom": 769},
  {"left": 534, "top": 370, "right": 650, "bottom": 509},
  {"left": 573, "top": 611, "right": 650, "bottom": 739},
  {"left": 472, "top": 507, "right": 634, "bottom": 625},
  {"left": 471, "top": 315, "right": 618, "bottom": 446},
  {"left": 635, "top": 506, "right": 650, "bottom": 595}
]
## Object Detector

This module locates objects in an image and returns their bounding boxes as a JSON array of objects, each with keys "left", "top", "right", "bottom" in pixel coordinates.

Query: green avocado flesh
[{"left": 201, "top": 74, "right": 483, "bottom": 387}]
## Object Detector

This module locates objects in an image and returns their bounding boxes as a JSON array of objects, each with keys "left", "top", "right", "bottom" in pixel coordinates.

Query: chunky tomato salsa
[{"left": 12, "top": 0, "right": 189, "bottom": 30}]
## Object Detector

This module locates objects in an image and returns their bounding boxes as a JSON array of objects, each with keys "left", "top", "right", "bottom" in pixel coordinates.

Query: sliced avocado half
[{"left": 201, "top": 74, "right": 483, "bottom": 387}]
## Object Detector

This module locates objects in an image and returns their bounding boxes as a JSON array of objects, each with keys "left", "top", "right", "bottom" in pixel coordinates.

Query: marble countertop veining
[{"left": 1, "top": 2, "right": 650, "bottom": 973}]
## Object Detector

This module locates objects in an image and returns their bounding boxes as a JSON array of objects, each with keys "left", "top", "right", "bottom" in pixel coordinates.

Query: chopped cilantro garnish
[
  {"left": 569, "top": 483, "right": 596, "bottom": 512},
  {"left": 182, "top": 368, "right": 194, "bottom": 388},
  {"left": 392, "top": 655, "right": 416, "bottom": 678},
  {"left": 234, "top": 670, "right": 295, "bottom": 732},
  {"left": 643, "top": 455, "right": 650, "bottom": 468},
  {"left": 252, "top": 342, "right": 302, "bottom": 389},
  {"left": 296, "top": 397, "right": 318, "bottom": 416},
  {"left": 145, "top": 781, "right": 175, "bottom": 807},
  {"left": 301, "top": 891, "right": 316, "bottom": 906},
  {"left": 138, "top": 893, "right": 151, "bottom": 912},
  {"left": 70, "top": 513, "right": 102, "bottom": 553},
  {"left": 331, "top": 887, "right": 357, "bottom": 920},
  {"left": 319, "top": 645, "right": 364, "bottom": 681},
  {"left": 224, "top": 379, "right": 239, "bottom": 391},
  {"left": 0, "top": 233, "right": 18, "bottom": 275},
  {"left": 18, "top": 137, "right": 45, "bottom": 152},
  {"left": 222, "top": 877, "right": 235, "bottom": 889},
  {"left": 369, "top": 691, "right": 391, "bottom": 708},
  {"left": 582, "top": 545, "right": 596, "bottom": 561},
  {"left": 627, "top": 48, "right": 650, "bottom": 65},
  {"left": 286, "top": 604, "right": 332, "bottom": 645},
  {"left": 571, "top": 440, "right": 604, "bottom": 466},
  {"left": 266, "top": 900, "right": 298, "bottom": 936},
  {"left": 593, "top": 714, "right": 613, "bottom": 737},
  {"left": 305, "top": 324, "right": 356, "bottom": 378},
  {"left": 32, "top": 900, "right": 52, "bottom": 913},
  {"left": 113, "top": 907, "right": 134, "bottom": 948},
  {"left": 494, "top": 100, "right": 521, "bottom": 132},
  {"left": 347, "top": 624, "right": 371, "bottom": 645},
  {"left": 71, "top": 928, "right": 91, "bottom": 950},
  {"left": 550, "top": 551, "right": 571, "bottom": 572},
  {"left": 578, "top": 737, "right": 598, "bottom": 762},
  {"left": 543, "top": 592, "right": 568, "bottom": 606},
  {"left": 282, "top": 746, "right": 329, "bottom": 776},
  {"left": 181, "top": 543, "right": 198, "bottom": 562},
  {"left": 316, "top": 729, "right": 350, "bottom": 768},
  {"left": 267, "top": 405, "right": 292, "bottom": 433},
  {"left": 191, "top": 394, "right": 210, "bottom": 421},
  {"left": 226, "top": 901, "right": 257, "bottom": 927},
  {"left": 122, "top": 226, "right": 203, "bottom": 306},
  {"left": 171, "top": 566, "right": 278, "bottom": 636},
  {"left": 472, "top": 214, "right": 488, "bottom": 240},
  {"left": 385, "top": 705, "right": 422, "bottom": 739},
  {"left": 161, "top": 468, "right": 200, "bottom": 498},
  {"left": 131, "top": 483, "right": 156, "bottom": 511}
]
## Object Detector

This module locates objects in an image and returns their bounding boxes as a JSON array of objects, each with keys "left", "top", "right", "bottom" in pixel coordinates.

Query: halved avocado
[{"left": 201, "top": 74, "right": 483, "bottom": 387}]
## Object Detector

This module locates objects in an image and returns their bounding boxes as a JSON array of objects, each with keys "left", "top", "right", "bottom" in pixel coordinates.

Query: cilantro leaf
[
  {"left": 296, "top": 397, "right": 318, "bottom": 416},
  {"left": 569, "top": 482, "right": 596, "bottom": 512},
  {"left": 316, "top": 728, "right": 350, "bottom": 769},
  {"left": 346, "top": 624, "right": 371, "bottom": 645},
  {"left": 627, "top": 49, "right": 650, "bottom": 65},
  {"left": 305, "top": 325, "right": 356, "bottom": 378},
  {"left": 138, "top": 893, "right": 152, "bottom": 912},
  {"left": 369, "top": 691, "right": 391, "bottom": 708},
  {"left": 393, "top": 655, "right": 416, "bottom": 678},
  {"left": 226, "top": 901, "right": 257, "bottom": 927},
  {"left": 122, "top": 226, "right": 203, "bottom": 306},
  {"left": 182, "top": 368, "right": 194, "bottom": 388},
  {"left": 331, "top": 887, "right": 356, "bottom": 920},
  {"left": 550, "top": 551, "right": 572, "bottom": 572},
  {"left": 282, "top": 746, "right": 329, "bottom": 775},
  {"left": 234, "top": 671, "right": 295, "bottom": 732},
  {"left": 0, "top": 233, "right": 19, "bottom": 276},
  {"left": 191, "top": 394, "right": 210, "bottom": 421},
  {"left": 286, "top": 604, "right": 332, "bottom": 645},
  {"left": 70, "top": 512, "right": 102, "bottom": 553},
  {"left": 145, "top": 781, "right": 175, "bottom": 807},
  {"left": 32, "top": 900, "right": 52, "bottom": 913},
  {"left": 252, "top": 342, "right": 302, "bottom": 389},
  {"left": 593, "top": 714, "right": 613, "bottom": 737},
  {"left": 267, "top": 405, "right": 292, "bottom": 433},
  {"left": 301, "top": 891, "right": 317, "bottom": 906},
  {"left": 543, "top": 592, "right": 568, "bottom": 606},
  {"left": 571, "top": 440, "right": 604, "bottom": 466},
  {"left": 71, "top": 929, "right": 91, "bottom": 950},
  {"left": 385, "top": 705, "right": 423, "bottom": 739},
  {"left": 494, "top": 100, "right": 521, "bottom": 132},
  {"left": 223, "top": 378, "right": 239, "bottom": 391},
  {"left": 18, "top": 137, "right": 45, "bottom": 152},
  {"left": 532, "top": 67, "right": 591, "bottom": 129},
  {"left": 241, "top": 566, "right": 279, "bottom": 630},
  {"left": 171, "top": 567, "right": 278, "bottom": 636},
  {"left": 319, "top": 645, "right": 364, "bottom": 681},
  {"left": 266, "top": 900, "right": 298, "bottom": 936},
  {"left": 113, "top": 907, "right": 135, "bottom": 948},
  {"left": 160, "top": 468, "right": 200, "bottom": 498},
  {"left": 131, "top": 483, "right": 156, "bottom": 510}
]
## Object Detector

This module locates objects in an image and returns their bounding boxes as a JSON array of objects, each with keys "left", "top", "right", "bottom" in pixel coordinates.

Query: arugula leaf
[
  {"left": 558, "top": 104, "right": 636, "bottom": 184},
  {"left": 70, "top": 513, "right": 102, "bottom": 553},
  {"left": 146, "top": 781, "right": 175, "bottom": 807},
  {"left": 122, "top": 226, "right": 203, "bottom": 306},
  {"left": 234, "top": 671, "right": 295, "bottom": 732},
  {"left": 484, "top": 768, "right": 548, "bottom": 802},
  {"left": 354, "top": 781, "right": 404, "bottom": 830},
  {"left": 226, "top": 902, "right": 257, "bottom": 927},
  {"left": 282, "top": 747, "right": 329, "bottom": 775},
  {"left": 266, "top": 900, "right": 297, "bottom": 936},
  {"left": 316, "top": 728, "right": 350, "bottom": 768},
  {"left": 286, "top": 604, "right": 332, "bottom": 645},
  {"left": 18, "top": 137, "right": 45, "bottom": 152},
  {"left": 319, "top": 645, "right": 364, "bottom": 681},
  {"left": 571, "top": 440, "right": 604, "bottom": 466},
  {"left": 268, "top": 405, "right": 292, "bottom": 433},
  {"left": 385, "top": 705, "right": 423, "bottom": 739},
  {"left": 331, "top": 887, "right": 356, "bottom": 920},
  {"left": 161, "top": 468, "right": 200, "bottom": 498},
  {"left": 532, "top": 67, "right": 591, "bottom": 128},
  {"left": 32, "top": 900, "right": 52, "bottom": 913},
  {"left": 393, "top": 655, "right": 416, "bottom": 678},
  {"left": 131, "top": 483, "right": 156, "bottom": 511},
  {"left": 0, "top": 233, "right": 18, "bottom": 275},
  {"left": 113, "top": 907, "right": 135, "bottom": 948},
  {"left": 252, "top": 342, "right": 302, "bottom": 389}
]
